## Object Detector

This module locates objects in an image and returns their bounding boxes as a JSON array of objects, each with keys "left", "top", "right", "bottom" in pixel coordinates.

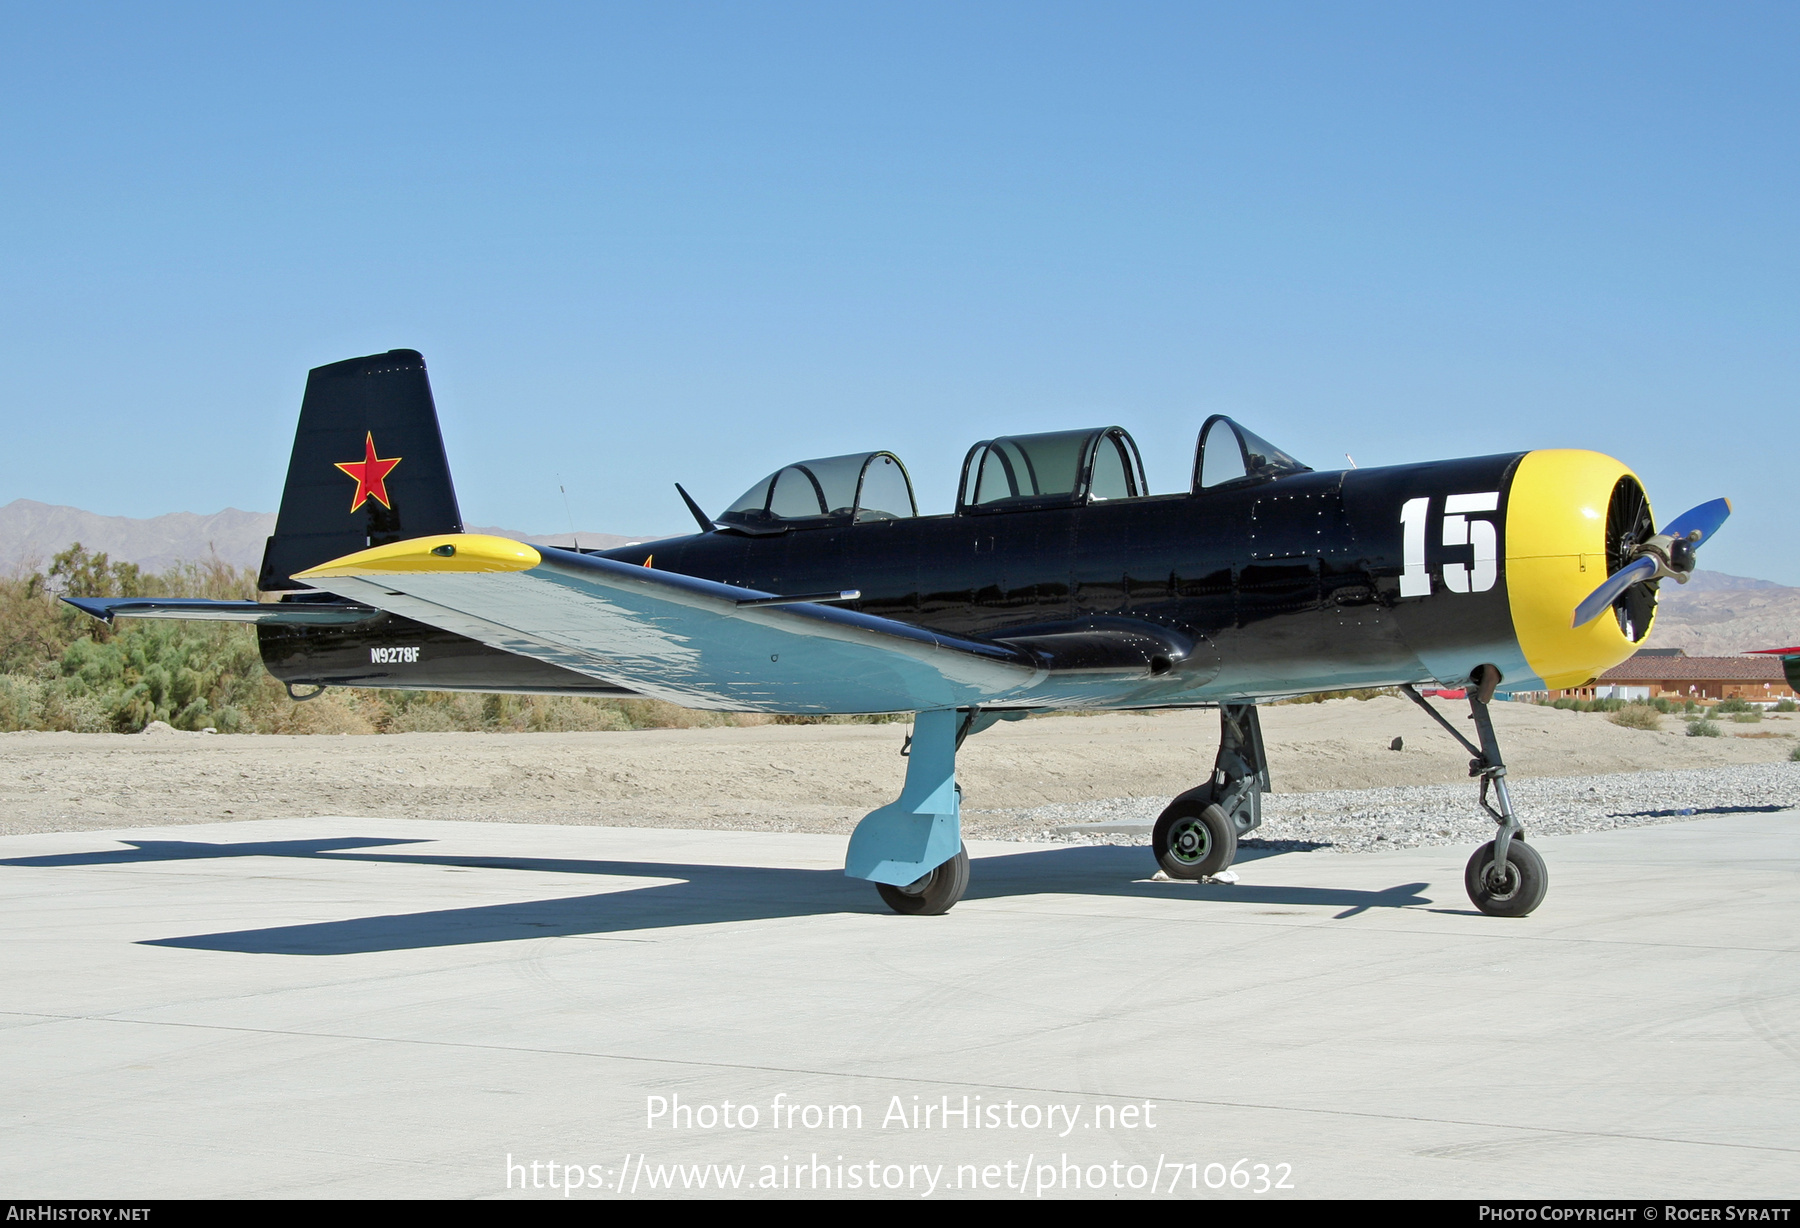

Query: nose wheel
[{"left": 1464, "top": 837, "right": 1547, "bottom": 918}]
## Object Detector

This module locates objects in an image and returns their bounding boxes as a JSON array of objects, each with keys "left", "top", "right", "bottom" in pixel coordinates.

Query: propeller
[
  {"left": 1658, "top": 497, "right": 1732, "bottom": 549},
  {"left": 1571, "top": 497, "right": 1731, "bottom": 630}
]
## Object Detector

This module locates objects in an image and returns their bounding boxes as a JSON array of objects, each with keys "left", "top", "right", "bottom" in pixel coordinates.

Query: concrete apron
[{"left": 0, "top": 812, "right": 1795, "bottom": 1199}]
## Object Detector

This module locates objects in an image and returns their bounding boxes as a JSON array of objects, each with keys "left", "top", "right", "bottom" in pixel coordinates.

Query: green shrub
[
  {"left": 1715, "top": 697, "right": 1752, "bottom": 714},
  {"left": 1652, "top": 697, "right": 1679, "bottom": 713},
  {"left": 1686, "top": 719, "right": 1722, "bottom": 738},
  {"left": 1791, "top": 743, "right": 1800, "bottom": 761},
  {"left": 1683, "top": 699, "right": 1701, "bottom": 714},
  {"left": 1731, "top": 710, "right": 1763, "bottom": 724},
  {"left": 1609, "top": 704, "right": 1661, "bottom": 730},
  {"left": 0, "top": 543, "right": 776, "bottom": 734},
  {"left": 1775, "top": 698, "right": 1797, "bottom": 713},
  {"left": 1277, "top": 687, "right": 1400, "bottom": 704}
]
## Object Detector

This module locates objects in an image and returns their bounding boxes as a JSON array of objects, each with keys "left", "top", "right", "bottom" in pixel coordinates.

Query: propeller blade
[
  {"left": 1659, "top": 497, "right": 1732, "bottom": 547},
  {"left": 1572, "top": 555, "right": 1657, "bottom": 628}
]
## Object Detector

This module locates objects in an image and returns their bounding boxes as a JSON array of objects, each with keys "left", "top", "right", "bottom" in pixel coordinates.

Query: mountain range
[
  {"left": 0, "top": 499, "right": 659, "bottom": 574},
  {"left": 3, "top": 497, "right": 1793, "bottom": 654}
]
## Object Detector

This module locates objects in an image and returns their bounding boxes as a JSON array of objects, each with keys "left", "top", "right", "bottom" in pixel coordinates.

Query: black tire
[
  {"left": 1152, "top": 800, "right": 1237, "bottom": 880},
  {"left": 1464, "top": 838, "right": 1548, "bottom": 917},
  {"left": 876, "top": 844, "right": 970, "bottom": 915}
]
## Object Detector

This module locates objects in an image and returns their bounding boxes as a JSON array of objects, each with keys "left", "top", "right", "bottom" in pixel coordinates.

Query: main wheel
[
  {"left": 876, "top": 844, "right": 970, "bottom": 915},
  {"left": 1464, "top": 838, "right": 1548, "bottom": 917},
  {"left": 1152, "top": 800, "right": 1237, "bottom": 880}
]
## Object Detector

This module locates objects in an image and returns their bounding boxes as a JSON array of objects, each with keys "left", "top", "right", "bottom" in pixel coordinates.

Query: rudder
[{"left": 258, "top": 349, "right": 463, "bottom": 590}]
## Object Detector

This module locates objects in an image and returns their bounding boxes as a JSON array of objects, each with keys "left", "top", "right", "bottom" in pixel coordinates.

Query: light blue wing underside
[{"left": 315, "top": 548, "right": 1050, "bottom": 713}]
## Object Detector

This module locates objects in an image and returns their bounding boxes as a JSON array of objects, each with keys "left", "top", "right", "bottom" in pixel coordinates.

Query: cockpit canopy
[
  {"left": 957, "top": 427, "right": 1148, "bottom": 514},
  {"left": 717, "top": 451, "right": 918, "bottom": 533},
  {"left": 1191, "top": 415, "right": 1310, "bottom": 491}
]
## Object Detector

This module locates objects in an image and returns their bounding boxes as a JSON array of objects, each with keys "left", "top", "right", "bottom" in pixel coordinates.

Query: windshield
[
  {"left": 1241, "top": 425, "right": 1306, "bottom": 478},
  {"left": 1192, "top": 416, "right": 1310, "bottom": 491}
]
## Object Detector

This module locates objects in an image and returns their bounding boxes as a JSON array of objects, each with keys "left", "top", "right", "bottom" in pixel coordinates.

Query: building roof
[{"left": 1599, "top": 655, "right": 1786, "bottom": 682}]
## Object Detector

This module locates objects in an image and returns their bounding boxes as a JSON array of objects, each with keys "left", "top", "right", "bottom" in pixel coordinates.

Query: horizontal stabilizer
[{"left": 63, "top": 597, "right": 381, "bottom": 626}]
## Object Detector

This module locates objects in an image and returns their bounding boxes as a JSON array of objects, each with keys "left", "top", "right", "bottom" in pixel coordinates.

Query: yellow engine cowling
[{"left": 1505, "top": 449, "right": 1651, "bottom": 691}]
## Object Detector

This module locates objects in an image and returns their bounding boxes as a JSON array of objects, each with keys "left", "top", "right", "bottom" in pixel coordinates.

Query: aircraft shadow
[
  {"left": 1, "top": 837, "right": 1432, "bottom": 955},
  {"left": 1605, "top": 804, "right": 1792, "bottom": 820}
]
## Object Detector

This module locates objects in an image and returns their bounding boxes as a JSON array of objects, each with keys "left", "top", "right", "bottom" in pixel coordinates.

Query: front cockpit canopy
[
  {"left": 1191, "top": 415, "right": 1310, "bottom": 491},
  {"left": 957, "top": 427, "right": 1148, "bottom": 514},
  {"left": 717, "top": 451, "right": 918, "bottom": 533}
]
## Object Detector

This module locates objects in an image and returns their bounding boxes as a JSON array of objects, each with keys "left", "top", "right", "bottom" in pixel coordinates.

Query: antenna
[
  {"left": 1344, "top": 453, "right": 1358, "bottom": 469},
  {"left": 675, "top": 483, "right": 716, "bottom": 534},
  {"left": 558, "top": 476, "right": 579, "bottom": 551}
]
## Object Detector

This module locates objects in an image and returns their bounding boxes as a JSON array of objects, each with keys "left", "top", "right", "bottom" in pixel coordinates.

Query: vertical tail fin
[{"left": 258, "top": 349, "right": 463, "bottom": 591}]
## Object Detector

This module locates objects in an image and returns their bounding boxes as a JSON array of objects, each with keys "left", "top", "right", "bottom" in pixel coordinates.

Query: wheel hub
[
  {"left": 1171, "top": 819, "right": 1211, "bottom": 863},
  {"left": 895, "top": 869, "right": 933, "bottom": 896},
  {"left": 1484, "top": 860, "right": 1520, "bottom": 899}
]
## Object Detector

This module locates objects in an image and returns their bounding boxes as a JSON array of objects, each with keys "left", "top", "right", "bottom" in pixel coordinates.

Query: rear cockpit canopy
[
  {"left": 1191, "top": 415, "right": 1310, "bottom": 492},
  {"left": 957, "top": 427, "right": 1148, "bottom": 514},
  {"left": 717, "top": 451, "right": 918, "bottom": 534}
]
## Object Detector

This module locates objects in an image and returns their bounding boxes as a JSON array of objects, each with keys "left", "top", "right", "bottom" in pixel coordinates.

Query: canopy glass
[
  {"left": 1191, "top": 415, "right": 1310, "bottom": 492},
  {"left": 718, "top": 452, "right": 918, "bottom": 532},
  {"left": 957, "top": 427, "right": 1148, "bottom": 514}
]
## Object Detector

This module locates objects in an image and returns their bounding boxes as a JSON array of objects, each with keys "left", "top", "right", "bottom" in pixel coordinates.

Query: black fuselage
[{"left": 263, "top": 453, "right": 1527, "bottom": 701}]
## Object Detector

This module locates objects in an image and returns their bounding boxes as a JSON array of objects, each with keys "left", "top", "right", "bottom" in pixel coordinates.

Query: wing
[{"left": 295, "top": 534, "right": 1047, "bottom": 713}]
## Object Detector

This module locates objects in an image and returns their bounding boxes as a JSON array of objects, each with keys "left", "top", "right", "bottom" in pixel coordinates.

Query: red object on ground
[{"left": 1424, "top": 688, "right": 1467, "bottom": 699}]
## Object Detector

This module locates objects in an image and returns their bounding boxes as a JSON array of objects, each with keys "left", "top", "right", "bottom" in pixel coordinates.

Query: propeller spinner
[{"left": 1571, "top": 497, "right": 1731, "bottom": 630}]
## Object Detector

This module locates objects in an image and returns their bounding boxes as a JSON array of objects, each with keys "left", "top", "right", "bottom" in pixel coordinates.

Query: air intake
[{"left": 1604, "top": 476, "right": 1656, "bottom": 642}]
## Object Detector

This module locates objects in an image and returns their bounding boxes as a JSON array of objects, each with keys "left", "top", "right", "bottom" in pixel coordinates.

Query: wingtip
[
  {"left": 61, "top": 596, "right": 115, "bottom": 622},
  {"left": 294, "top": 534, "right": 541, "bottom": 579}
]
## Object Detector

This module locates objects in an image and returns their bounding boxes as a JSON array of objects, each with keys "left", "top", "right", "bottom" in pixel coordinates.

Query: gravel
[{"left": 966, "top": 762, "right": 1800, "bottom": 853}]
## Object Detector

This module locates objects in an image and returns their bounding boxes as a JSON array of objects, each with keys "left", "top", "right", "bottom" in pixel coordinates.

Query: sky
[{"left": 2, "top": 2, "right": 1796, "bottom": 581}]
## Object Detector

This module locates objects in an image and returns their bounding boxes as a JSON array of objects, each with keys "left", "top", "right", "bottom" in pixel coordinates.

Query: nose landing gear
[{"left": 1403, "top": 665, "right": 1549, "bottom": 917}]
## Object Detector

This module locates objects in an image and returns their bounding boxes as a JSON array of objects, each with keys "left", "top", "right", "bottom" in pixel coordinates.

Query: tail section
[{"left": 258, "top": 349, "right": 463, "bottom": 590}]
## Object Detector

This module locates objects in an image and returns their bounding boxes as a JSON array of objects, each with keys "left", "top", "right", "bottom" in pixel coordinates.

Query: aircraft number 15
[{"left": 1399, "top": 493, "right": 1500, "bottom": 598}]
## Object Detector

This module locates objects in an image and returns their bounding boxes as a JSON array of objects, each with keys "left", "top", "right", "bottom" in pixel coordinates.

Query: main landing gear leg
[
  {"left": 1152, "top": 702, "right": 1270, "bottom": 880},
  {"left": 847, "top": 708, "right": 973, "bottom": 915},
  {"left": 1402, "top": 666, "right": 1548, "bottom": 917}
]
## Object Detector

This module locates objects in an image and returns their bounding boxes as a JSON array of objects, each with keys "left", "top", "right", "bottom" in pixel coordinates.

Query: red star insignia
[{"left": 335, "top": 433, "right": 403, "bottom": 511}]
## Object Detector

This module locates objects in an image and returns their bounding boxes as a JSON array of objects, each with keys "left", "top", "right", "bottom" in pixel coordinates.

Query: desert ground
[{"left": 2, "top": 695, "right": 1793, "bottom": 839}]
